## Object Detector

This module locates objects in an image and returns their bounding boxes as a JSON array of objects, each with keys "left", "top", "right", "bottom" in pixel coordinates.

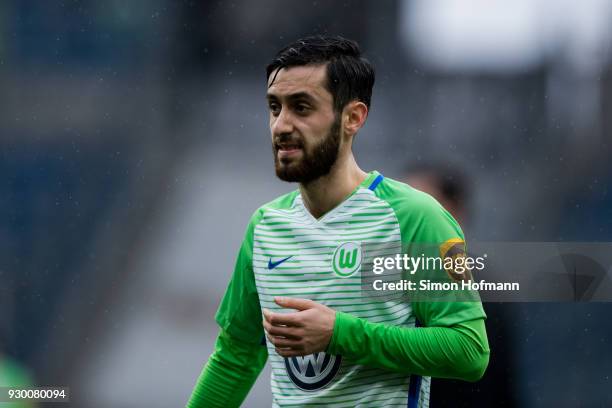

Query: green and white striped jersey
[{"left": 215, "top": 171, "right": 485, "bottom": 408}]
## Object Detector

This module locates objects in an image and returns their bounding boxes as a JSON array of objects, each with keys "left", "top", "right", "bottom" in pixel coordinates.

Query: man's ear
[{"left": 342, "top": 101, "right": 369, "bottom": 138}]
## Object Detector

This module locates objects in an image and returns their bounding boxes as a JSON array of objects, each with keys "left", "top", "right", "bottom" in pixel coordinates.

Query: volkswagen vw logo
[{"left": 284, "top": 352, "right": 342, "bottom": 391}]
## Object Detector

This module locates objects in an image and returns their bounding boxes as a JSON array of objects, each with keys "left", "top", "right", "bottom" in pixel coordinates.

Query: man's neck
[{"left": 299, "top": 154, "right": 368, "bottom": 219}]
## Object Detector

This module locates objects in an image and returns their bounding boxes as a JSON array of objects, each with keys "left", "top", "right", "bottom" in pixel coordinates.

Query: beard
[{"left": 273, "top": 115, "right": 341, "bottom": 184}]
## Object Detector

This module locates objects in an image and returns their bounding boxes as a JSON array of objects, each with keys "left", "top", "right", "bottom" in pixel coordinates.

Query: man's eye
[
  {"left": 269, "top": 103, "right": 281, "bottom": 115},
  {"left": 295, "top": 104, "right": 310, "bottom": 114}
]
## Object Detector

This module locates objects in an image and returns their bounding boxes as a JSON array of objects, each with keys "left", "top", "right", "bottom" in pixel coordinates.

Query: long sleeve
[
  {"left": 355, "top": 178, "right": 489, "bottom": 381},
  {"left": 187, "top": 330, "right": 268, "bottom": 408},
  {"left": 188, "top": 210, "right": 268, "bottom": 407},
  {"left": 327, "top": 314, "right": 489, "bottom": 382}
]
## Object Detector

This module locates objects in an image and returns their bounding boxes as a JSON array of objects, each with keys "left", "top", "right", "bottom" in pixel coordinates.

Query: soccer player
[{"left": 187, "top": 35, "right": 489, "bottom": 408}]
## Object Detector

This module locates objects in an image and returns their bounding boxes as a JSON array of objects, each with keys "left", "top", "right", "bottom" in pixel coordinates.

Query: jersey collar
[{"left": 295, "top": 170, "right": 382, "bottom": 223}]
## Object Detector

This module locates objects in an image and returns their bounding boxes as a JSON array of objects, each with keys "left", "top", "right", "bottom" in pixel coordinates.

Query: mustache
[{"left": 274, "top": 135, "right": 304, "bottom": 149}]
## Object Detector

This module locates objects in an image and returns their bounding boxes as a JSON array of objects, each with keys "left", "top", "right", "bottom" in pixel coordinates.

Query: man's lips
[
  {"left": 277, "top": 146, "right": 302, "bottom": 159},
  {"left": 276, "top": 143, "right": 302, "bottom": 159}
]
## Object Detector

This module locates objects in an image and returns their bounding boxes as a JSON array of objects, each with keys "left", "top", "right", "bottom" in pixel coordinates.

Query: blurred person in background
[
  {"left": 404, "top": 162, "right": 518, "bottom": 407},
  {"left": 187, "top": 35, "right": 489, "bottom": 408}
]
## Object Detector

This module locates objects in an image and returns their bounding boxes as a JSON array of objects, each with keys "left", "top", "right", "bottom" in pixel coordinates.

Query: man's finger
[
  {"left": 276, "top": 347, "right": 308, "bottom": 358},
  {"left": 275, "top": 296, "right": 316, "bottom": 311},
  {"left": 267, "top": 334, "right": 304, "bottom": 350},
  {"left": 263, "top": 310, "right": 303, "bottom": 327},
  {"left": 263, "top": 320, "right": 302, "bottom": 339}
]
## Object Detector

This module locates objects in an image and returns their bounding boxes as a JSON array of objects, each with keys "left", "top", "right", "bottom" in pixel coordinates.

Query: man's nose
[{"left": 271, "top": 108, "right": 294, "bottom": 136}]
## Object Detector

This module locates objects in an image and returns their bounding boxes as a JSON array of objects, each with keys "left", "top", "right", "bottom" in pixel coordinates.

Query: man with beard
[{"left": 187, "top": 36, "right": 489, "bottom": 408}]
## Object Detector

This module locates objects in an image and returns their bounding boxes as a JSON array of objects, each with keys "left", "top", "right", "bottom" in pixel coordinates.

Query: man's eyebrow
[{"left": 266, "top": 92, "right": 316, "bottom": 102}]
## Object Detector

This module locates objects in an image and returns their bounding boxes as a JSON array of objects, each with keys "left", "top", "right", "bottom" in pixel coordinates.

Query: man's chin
[
  {"left": 275, "top": 167, "right": 303, "bottom": 183},
  {"left": 274, "top": 160, "right": 308, "bottom": 182},
  {"left": 275, "top": 164, "right": 333, "bottom": 184}
]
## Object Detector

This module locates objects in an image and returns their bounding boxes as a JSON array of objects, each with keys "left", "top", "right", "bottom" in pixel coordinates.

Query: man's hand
[{"left": 262, "top": 297, "right": 336, "bottom": 357}]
